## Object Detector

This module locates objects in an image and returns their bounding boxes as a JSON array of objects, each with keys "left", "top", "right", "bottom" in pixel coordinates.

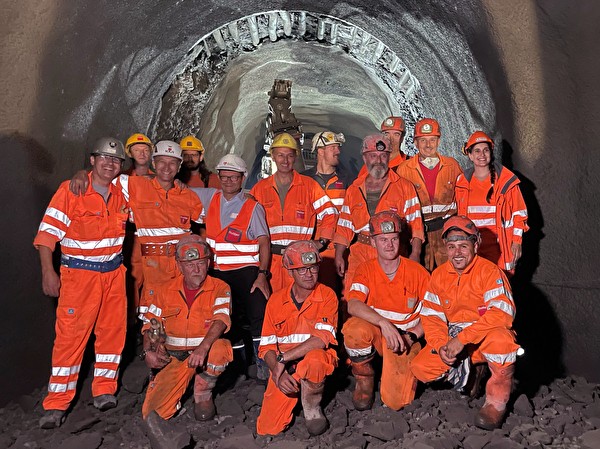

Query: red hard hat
[
  {"left": 414, "top": 118, "right": 441, "bottom": 138},
  {"left": 369, "top": 210, "right": 402, "bottom": 236},
  {"left": 442, "top": 216, "right": 479, "bottom": 239},
  {"left": 282, "top": 241, "right": 322, "bottom": 269},
  {"left": 380, "top": 116, "right": 406, "bottom": 133},
  {"left": 462, "top": 131, "right": 494, "bottom": 155},
  {"left": 175, "top": 234, "right": 212, "bottom": 261},
  {"left": 362, "top": 133, "right": 392, "bottom": 154}
]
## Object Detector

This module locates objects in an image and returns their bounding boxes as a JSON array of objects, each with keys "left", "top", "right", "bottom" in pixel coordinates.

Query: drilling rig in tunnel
[{"left": 260, "top": 79, "right": 306, "bottom": 178}]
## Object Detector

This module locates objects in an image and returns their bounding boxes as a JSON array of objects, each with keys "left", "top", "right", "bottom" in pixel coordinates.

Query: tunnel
[{"left": 2, "top": 0, "right": 600, "bottom": 411}]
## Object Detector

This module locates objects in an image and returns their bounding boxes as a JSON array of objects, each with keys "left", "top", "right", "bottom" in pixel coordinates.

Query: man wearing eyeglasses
[
  {"left": 343, "top": 211, "right": 429, "bottom": 411},
  {"left": 256, "top": 240, "right": 338, "bottom": 437},
  {"left": 189, "top": 154, "right": 271, "bottom": 383},
  {"left": 35, "top": 138, "right": 129, "bottom": 429}
]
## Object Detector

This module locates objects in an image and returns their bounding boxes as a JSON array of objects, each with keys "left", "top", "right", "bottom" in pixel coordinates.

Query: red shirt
[{"left": 419, "top": 161, "right": 440, "bottom": 203}]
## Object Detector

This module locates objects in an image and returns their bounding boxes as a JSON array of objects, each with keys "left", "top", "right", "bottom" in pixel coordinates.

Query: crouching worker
[
  {"left": 256, "top": 241, "right": 338, "bottom": 436},
  {"left": 343, "top": 211, "right": 430, "bottom": 411},
  {"left": 140, "top": 235, "right": 233, "bottom": 422},
  {"left": 411, "top": 216, "right": 521, "bottom": 430}
]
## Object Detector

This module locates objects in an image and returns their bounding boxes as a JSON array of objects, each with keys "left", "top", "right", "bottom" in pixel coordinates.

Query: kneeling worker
[
  {"left": 140, "top": 235, "right": 233, "bottom": 422},
  {"left": 256, "top": 241, "right": 338, "bottom": 436},
  {"left": 343, "top": 211, "right": 430, "bottom": 411}
]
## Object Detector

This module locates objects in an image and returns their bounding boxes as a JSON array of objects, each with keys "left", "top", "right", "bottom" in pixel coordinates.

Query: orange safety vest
[
  {"left": 34, "top": 172, "right": 127, "bottom": 262},
  {"left": 141, "top": 274, "right": 232, "bottom": 351},
  {"left": 205, "top": 191, "right": 260, "bottom": 271}
]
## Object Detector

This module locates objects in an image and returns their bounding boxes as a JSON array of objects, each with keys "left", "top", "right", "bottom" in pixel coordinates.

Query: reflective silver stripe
[
  {"left": 61, "top": 236, "right": 124, "bottom": 250},
  {"left": 118, "top": 174, "right": 130, "bottom": 202},
  {"left": 483, "top": 351, "right": 518, "bottom": 364},
  {"left": 421, "top": 203, "right": 457, "bottom": 215},
  {"left": 215, "top": 255, "right": 260, "bottom": 264},
  {"left": 394, "top": 316, "right": 421, "bottom": 331},
  {"left": 337, "top": 219, "right": 355, "bottom": 231},
  {"left": 52, "top": 365, "right": 80, "bottom": 377},
  {"left": 472, "top": 218, "right": 496, "bottom": 227},
  {"left": 350, "top": 283, "right": 369, "bottom": 295},
  {"left": 488, "top": 300, "right": 515, "bottom": 318},
  {"left": 331, "top": 198, "right": 344, "bottom": 206},
  {"left": 420, "top": 306, "right": 448, "bottom": 322},
  {"left": 448, "top": 321, "right": 473, "bottom": 329},
  {"left": 505, "top": 262, "right": 514, "bottom": 270},
  {"left": 214, "top": 297, "right": 230, "bottom": 306},
  {"left": 405, "top": 210, "right": 421, "bottom": 222},
  {"left": 404, "top": 196, "right": 420, "bottom": 210},
  {"left": 317, "top": 206, "right": 338, "bottom": 220},
  {"left": 147, "top": 304, "right": 162, "bottom": 317},
  {"left": 48, "top": 380, "right": 77, "bottom": 393},
  {"left": 345, "top": 345, "right": 373, "bottom": 357},
  {"left": 513, "top": 228, "right": 523, "bottom": 236},
  {"left": 484, "top": 287, "right": 505, "bottom": 302},
  {"left": 424, "top": 291, "right": 441, "bottom": 305},
  {"left": 137, "top": 306, "right": 149, "bottom": 313},
  {"left": 277, "top": 334, "right": 311, "bottom": 344},
  {"left": 136, "top": 227, "right": 189, "bottom": 237},
  {"left": 206, "top": 362, "right": 228, "bottom": 373},
  {"left": 45, "top": 207, "right": 71, "bottom": 226},
  {"left": 96, "top": 354, "right": 121, "bottom": 364},
  {"left": 208, "top": 241, "right": 259, "bottom": 252},
  {"left": 270, "top": 225, "right": 313, "bottom": 235},
  {"left": 468, "top": 205, "right": 496, "bottom": 213},
  {"left": 138, "top": 314, "right": 150, "bottom": 323},
  {"left": 341, "top": 205, "right": 351, "bottom": 214},
  {"left": 312, "top": 195, "right": 330, "bottom": 210},
  {"left": 94, "top": 368, "right": 117, "bottom": 379},
  {"left": 38, "top": 223, "right": 66, "bottom": 240},
  {"left": 271, "top": 239, "right": 294, "bottom": 245},
  {"left": 259, "top": 335, "right": 277, "bottom": 346},
  {"left": 213, "top": 308, "right": 230, "bottom": 316},
  {"left": 165, "top": 336, "right": 204, "bottom": 347},
  {"left": 356, "top": 224, "right": 370, "bottom": 233},
  {"left": 315, "top": 322, "right": 336, "bottom": 337},
  {"left": 372, "top": 306, "right": 415, "bottom": 322}
]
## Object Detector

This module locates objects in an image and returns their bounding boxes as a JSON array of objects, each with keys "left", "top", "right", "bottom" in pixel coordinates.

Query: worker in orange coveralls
[
  {"left": 140, "top": 235, "right": 233, "bottom": 423},
  {"left": 343, "top": 211, "right": 430, "bottom": 411},
  {"left": 396, "top": 118, "right": 463, "bottom": 271},
  {"left": 177, "top": 135, "right": 220, "bottom": 188},
  {"left": 334, "top": 133, "right": 424, "bottom": 299},
  {"left": 357, "top": 116, "right": 408, "bottom": 178},
  {"left": 250, "top": 132, "right": 338, "bottom": 292},
  {"left": 35, "top": 137, "right": 129, "bottom": 429},
  {"left": 411, "top": 216, "right": 522, "bottom": 430},
  {"left": 256, "top": 241, "right": 338, "bottom": 437}
]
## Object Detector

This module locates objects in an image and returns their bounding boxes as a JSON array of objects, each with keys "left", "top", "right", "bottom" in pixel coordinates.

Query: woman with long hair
[{"left": 455, "top": 131, "right": 528, "bottom": 274}]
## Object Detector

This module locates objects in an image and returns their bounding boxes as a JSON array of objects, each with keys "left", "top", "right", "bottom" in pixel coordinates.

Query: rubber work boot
[
  {"left": 300, "top": 379, "right": 328, "bottom": 436},
  {"left": 93, "top": 394, "right": 118, "bottom": 411},
  {"left": 475, "top": 363, "right": 515, "bottom": 430},
  {"left": 350, "top": 357, "right": 375, "bottom": 411},
  {"left": 39, "top": 409, "right": 65, "bottom": 429},
  {"left": 194, "top": 373, "right": 217, "bottom": 421}
]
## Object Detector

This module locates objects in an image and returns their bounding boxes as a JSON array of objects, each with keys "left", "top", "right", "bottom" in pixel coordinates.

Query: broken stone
[
  {"left": 580, "top": 428, "right": 600, "bottom": 449},
  {"left": 247, "top": 385, "right": 266, "bottom": 406},
  {"left": 362, "top": 421, "right": 394, "bottom": 441},
  {"left": 462, "top": 433, "right": 492, "bottom": 449},
  {"left": 417, "top": 415, "right": 441, "bottom": 431},
  {"left": 121, "top": 358, "right": 150, "bottom": 394},
  {"left": 142, "top": 411, "right": 191, "bottom": 449},
  {"left": 513, "top": 394, "right": 534, "bottom": 417}
]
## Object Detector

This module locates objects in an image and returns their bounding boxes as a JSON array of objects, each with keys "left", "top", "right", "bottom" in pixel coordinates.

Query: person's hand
[
  {"left": 444, "top": 336, "right": 464, "bottom": 359},
  {"left": 42, "top": 269, "right": 61, "bottom": 297},
  {"left": 270, "top": 359, "right": 285, "bottom": 385},
  {"left": 335, "top": 253, "right": 346, "bottom": 277},
  {"left": 277, "top": 371, "right": 300, "bottom": 395},
  {"left": 379, "top": 319, "right": 405, "bottom": 353},
  {"left": 69, "top": 170, "right": 89, "bottom": 195},
  {"left": 144, "top": 350, "right": 171, "bottom": 369},
  {"left": 438, "top": 345, "right": 457, "bottom": 366},
  {"left": 188, "top": 345, "right": 209, "bottom": 369},
  {"left": 250, "top": 273, "right": 271, "bottom": 299},
  {"left": 511, "top": 242, "right": 522, "bottom": 268}
]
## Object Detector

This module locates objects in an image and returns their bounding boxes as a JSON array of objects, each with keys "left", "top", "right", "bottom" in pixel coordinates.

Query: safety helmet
[
  {"left": 369, "top": 210, "right": 402, "bottom": 236},
  {"left": 175, "top": 234, "right": 212, "bottom": 261},
  {"left": 270, "top": 132, "right": 300, "bottom": 155},
  {"left": 282, "top": 241, "right": 322, "bottom": 270},
  {"left": 215, "top": 154, "right": 247, "bottom": 177},
  {"left": 380, "top": 116, "right": 406, "bottom": 133},
  {"left": 153, "top": 140, "right": 183, "bottom": 161},
  {"left": 462, "top": 131, "right": 494, "bottom": 155},
  {"left": 311, "top": 131, "right": 345, "bottom": 152},
  {"left": 125, "top": 133, "right": 153, "bottom": 157},
  {"left": 414, "top": 118, "right": 441, "bottom": 138},
  {"left": 180, "top": 135, "right": 205, "bottom": 153},
  {"left": 91, "top": 137, "right": 126, "bottom": 161},
  {"left": 362, "top": 133, "right": 392, "bottom": 154},
  {"left": 442, "top": 215, "right": 480, "bottom": 240}
]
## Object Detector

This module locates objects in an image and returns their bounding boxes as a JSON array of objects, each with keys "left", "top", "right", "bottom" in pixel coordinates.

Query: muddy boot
[
  {"left": 252, "top": 339, "right": 269, "bottom": 384},
  {"left": 39, "top": 409, "right": 65, "bottom": 429},
  {"left": 300, "top": 379, "right": 328, "bottom": 436},
  {"left": 193, "top": 373, "right": 217, "bottom": 421},
  {"left": 93, "top": 394, "right": 118, "bottom": 411},
  {"left": 350, "top": 357, "right": 375, "bottom": 411},
  {"left": 475, "top": 363, "right": 514, "bottom": 430}
]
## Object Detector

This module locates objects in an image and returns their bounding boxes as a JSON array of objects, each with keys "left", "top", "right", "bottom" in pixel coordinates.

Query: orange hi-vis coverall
[
  {"left": 140, "top": 274, "right": 233, "bottom": 419},
  {"left": 34, "top": 173, "right": 128, "bottom": 411},
  {"left": 116, "top": 175, "right": 204, "bottom": 307},
  {"left": 411, "top": 255, "right": 521, "bottom": 383},
  {"left": 250, "top": 171, "right": 338, "bottom": 292},
  {"left": 343, "top": 257, "right": 430, "bottom": 410},
  {"left": 455, "top": 163, "right": 528, "bottom": 273},
  {"left": 396, "top": 155, "right": 463, "bottom": 271},
  {"left": 256, "top": 283, "right": 338, "bottom": 435},
  {"left": 334, "top": 169, "right": 425, "bottom": 299}
]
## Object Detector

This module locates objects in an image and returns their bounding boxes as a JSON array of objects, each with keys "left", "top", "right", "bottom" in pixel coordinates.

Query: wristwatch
[
  {"left": 318, "top": 238, "right": 330, "bottom": 252},
  {"left": 276, "top": 352, "right": 285, "bottom": 364},
  {"left": 258, "top": 269, "right": 271, "bottom": 277}
]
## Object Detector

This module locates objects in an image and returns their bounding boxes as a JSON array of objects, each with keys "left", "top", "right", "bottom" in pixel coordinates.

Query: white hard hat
[
  {"left": 215, "top": 154, "right": 247, "bottom": 176},
  {"left": 311, "top": 131, "right": 345, "bottom": 152},
  {"left": 153, "top": 140, "right": 183, "bottom": 161}
]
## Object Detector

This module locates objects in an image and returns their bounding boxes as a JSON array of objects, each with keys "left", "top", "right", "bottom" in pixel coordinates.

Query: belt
[
  {"left": 141, "top": 243, "right": 176, "bottom": 257},
  {"left": 61, "top": 254, "right": 123, "bottom": 273},
  {"left": 271, "top": 244, "right": 287, "bottom": 256},
  {"left": 356, "top": 234, "right": 371, "bottom": 245},
  {"left": 167, "top": 350, "right": 191, "bottom": 362},
  {"left": 424, "top": 216, "right": 452, "bottom": 233}
]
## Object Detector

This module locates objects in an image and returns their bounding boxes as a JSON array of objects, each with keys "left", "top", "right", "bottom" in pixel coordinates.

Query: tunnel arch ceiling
[{"left": 151, "top": 9, "right": 498, "bottom": 176}]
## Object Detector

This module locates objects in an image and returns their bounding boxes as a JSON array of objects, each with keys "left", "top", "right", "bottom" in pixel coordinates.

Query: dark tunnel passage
[{"left": 1, "top": 0, "right": 600, "bottom": 412}]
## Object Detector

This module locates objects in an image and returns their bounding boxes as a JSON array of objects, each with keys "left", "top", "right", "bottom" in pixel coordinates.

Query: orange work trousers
[
  {"left": 342, "top": 317, "right": 421, "bottom": 410},
  {"left": 410, "top": 327, "right": 519, "bottom": 383},
  {"left": 43, "top": 265, "right": 127, "bottom": 411},
  {"left": 343, "top": 242, "right": 376, "bottom": 300},
  {"left": 423, "top": 228, "right": 447, "bottom": 272},
  {"left": 142, "top": 338, "right": 233, "bottom": 419},
  {"left": 256, "top": 349, "right": 337, "bottom": 436},
  {"left": 128, "top": 235, "right": 144, "bottom": 312}
]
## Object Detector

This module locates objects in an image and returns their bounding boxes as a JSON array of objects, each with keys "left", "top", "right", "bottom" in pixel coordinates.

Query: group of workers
[{"left": 34, "top": 115, "right": 528, "bottom": 439}]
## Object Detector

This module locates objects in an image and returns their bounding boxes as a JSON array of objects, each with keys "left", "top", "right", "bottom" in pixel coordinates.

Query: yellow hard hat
[
  {"left": 125, "top": 133, "right": 153, "bottom": 157},
  {"left": 270, "top": 132, "right": 299, "bottom": 155},
  {"left": 179, "top": 135, "right": 205, "bottom": 153}
]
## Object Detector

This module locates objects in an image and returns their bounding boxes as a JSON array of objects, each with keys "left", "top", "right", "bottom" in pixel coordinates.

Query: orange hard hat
[
  {"left": 442, "top": 216, "right": 479, "bottom": 239},
  {"left": 414, "top": 118, "right": 441, "bottom": 138},
  {"left": 462, "top": 131, "right": 494, "bottom": 155},
  {"left": 282, "top": 241, "right": 322, "bottom": 269},
  {"left": 362, "top": 133, "right": 392, "bottom": 154},
  {"left": 369, "top": 210, "right": 402, "bottom": 236},
  {"left": 380, "top": 116, "right": 406, "bottom": 133},
  {"left": 175, "top": 234, "right": 212, "bottom": 261}
]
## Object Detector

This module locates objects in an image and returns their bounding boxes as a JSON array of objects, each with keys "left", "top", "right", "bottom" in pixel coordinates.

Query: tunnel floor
[{"left": 3, "top": 355, "right": 599, "bottom": 449}]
